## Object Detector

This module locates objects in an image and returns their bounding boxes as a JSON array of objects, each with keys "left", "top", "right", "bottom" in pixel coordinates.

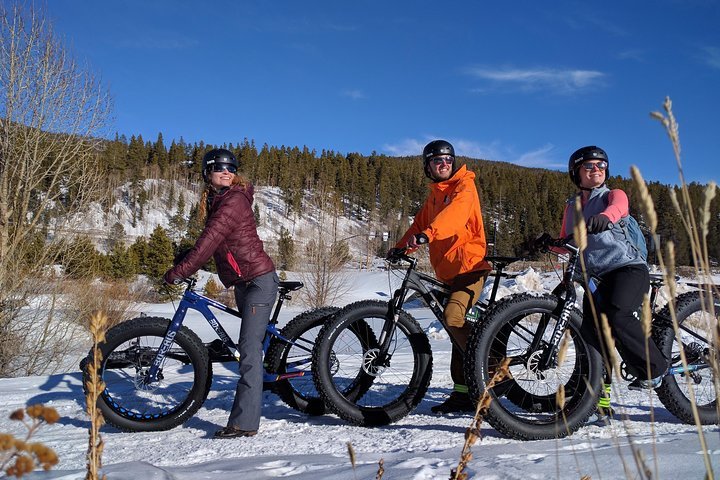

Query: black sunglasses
[
  {"left": 209, "top": 164, "right": 237, "bottom": 173},
  {"left": 580, "top": 161, "right": 608, "bottom": 171}
]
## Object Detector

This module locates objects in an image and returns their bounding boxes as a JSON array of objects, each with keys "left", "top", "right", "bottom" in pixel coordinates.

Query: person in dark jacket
[{"left": 164, "top": 148, "right": 278, "bottom": 438}]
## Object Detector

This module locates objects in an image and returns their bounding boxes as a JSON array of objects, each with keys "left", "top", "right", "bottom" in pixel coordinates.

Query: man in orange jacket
[{"left": 392, "top": 139, "right": 491, "bottom": 414}]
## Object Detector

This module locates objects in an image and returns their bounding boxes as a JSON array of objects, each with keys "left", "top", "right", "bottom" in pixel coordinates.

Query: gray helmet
[
  {"left": 201, "top": 148, "right": 238, "bottom": 182},
  {"left": 422, "top": 140, "right": 456, "bottom": 180},
  {"left": 568, "top": 145, "right": 608, "bottom": 187}
]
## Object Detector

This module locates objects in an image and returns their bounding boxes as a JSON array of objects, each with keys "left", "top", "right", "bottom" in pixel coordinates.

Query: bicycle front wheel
[
  {"left": 265, "top": 306, "right": 339, "bottom": 415},
  {"left": 654, "top": 291, "right": 720, "bottom": 425},
  {"left": 465, "top": 293, "right": 602, "bottom": 440},
  {"left": 312, "top": 300, "right": 433, "bottom": 427},
  {"left": 83, "top": 317, "right": 211, "bottom": 432}
]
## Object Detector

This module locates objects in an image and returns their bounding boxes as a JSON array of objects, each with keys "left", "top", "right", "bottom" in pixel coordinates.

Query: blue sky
[{"left": 46, "top": 0, "right": 719, "bottom": 185}]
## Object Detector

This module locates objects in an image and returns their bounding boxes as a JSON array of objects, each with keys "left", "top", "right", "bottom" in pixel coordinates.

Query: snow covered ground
[{"left": 3, "top": 268, "right": 720, "bottom": 479}]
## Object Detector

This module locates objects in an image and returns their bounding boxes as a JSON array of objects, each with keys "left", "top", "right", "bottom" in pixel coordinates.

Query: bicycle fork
[{"left": 145, "top": 303, "right": 188, "bottom": 384}]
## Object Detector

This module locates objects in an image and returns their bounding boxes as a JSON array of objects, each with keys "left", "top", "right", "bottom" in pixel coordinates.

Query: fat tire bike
[
  {"left": 465, "top": 234, "right": 719, "bottom": 440},
  {"left": 81, "top": 277, "right": 375, "bottom": 432},
  {"left": 312, "top": 250, "right": 520, "bottom": 427}
]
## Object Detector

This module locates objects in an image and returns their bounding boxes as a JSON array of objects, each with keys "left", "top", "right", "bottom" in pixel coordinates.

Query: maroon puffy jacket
[{"left": 166, "top": 184, "right": 275, "bottom": 287}]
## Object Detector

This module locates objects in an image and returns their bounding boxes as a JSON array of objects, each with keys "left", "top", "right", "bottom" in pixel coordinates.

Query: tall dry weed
[
  {"left": 451, "top": 358, "right": 510, "bottom": 480},
  {"left": 85, "top": 312, "right": 107, "bottom": 480},
  {"left": 629, "top": 96, "right": 717, "bottom": 478}
]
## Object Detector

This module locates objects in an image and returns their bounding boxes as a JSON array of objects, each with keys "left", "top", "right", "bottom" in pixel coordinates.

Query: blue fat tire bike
[{"left": 81, "top": 278, "right": 374, "bottom": 432}]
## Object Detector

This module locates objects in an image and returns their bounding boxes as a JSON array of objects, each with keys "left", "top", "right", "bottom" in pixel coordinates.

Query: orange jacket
[{"left": 396, "top": 164, "right": 490, "bottom": 283}]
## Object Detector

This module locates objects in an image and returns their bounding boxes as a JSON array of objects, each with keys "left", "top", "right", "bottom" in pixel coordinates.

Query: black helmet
[
  {"left": 567, "top": 145, "right": 609, "bottom": 186},
  {"left": 202, "top": 148, "right": 238, "bottom": 182},
  {"left": 422, "top": 140, "right": 455, "bottom": 179}
]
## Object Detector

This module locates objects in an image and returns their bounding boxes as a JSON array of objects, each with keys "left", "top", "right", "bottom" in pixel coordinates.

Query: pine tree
[
  {"left": 146, "top": 226, "right": 175, "bottom": 281},
  {"left": 63, "top": 236, "right": 102, "bottom": 279},
  {"left": 129, "top": 236, "right": 150, "bottom": 275},
  {"left": 107, "top": 243, "right": 136, "bottom": 280},
  {"left": 127, "top": 134, "right": 148, "bottom": 180},
  {"left": 277, "top": 227, "right": 296, "bottom": 270}
]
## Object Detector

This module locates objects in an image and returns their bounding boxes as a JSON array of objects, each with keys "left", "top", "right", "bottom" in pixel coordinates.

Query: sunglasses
[
  {"left": 209, "top": 164, "right": 237, "bottom": 174},
  {"left": 580, "top": 161, "right": 608, "bottom": 171},
  {"left": 431, "top": 155, "right": 454, "bottom": 166}
]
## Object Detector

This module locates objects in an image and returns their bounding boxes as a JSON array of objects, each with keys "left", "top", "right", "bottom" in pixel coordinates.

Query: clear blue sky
[{"left": 46, "top": 0, "right": 719, "bottom": 186}]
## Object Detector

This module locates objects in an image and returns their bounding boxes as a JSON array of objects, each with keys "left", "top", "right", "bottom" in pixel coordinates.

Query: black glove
[
  {"left": 586, "top": 214, "right": 612, "bottom": 234},
  {"left": 530, "top": 233, "right": 553, "bottom": 254},
  {"left": 386, "top": 247, "right": 404, "bottom": 261}
]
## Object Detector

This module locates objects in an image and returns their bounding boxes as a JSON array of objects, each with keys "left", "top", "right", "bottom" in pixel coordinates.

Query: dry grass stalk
[
  {"left": 0, "top": 405, "right": 60, "bottom": 477},
  {"left": 450, "top": 358, "right": 510, "bottom": 480},
  {"left": 375, "top": 458, "right": 385, "bottom": 480},
  {"left": 346, "top": 441, "right": 359, "bottom": 480},
  {"left": 636, "top": 97, "right": 715, "bottom": 478},
  {"left": 85, "top": 312, "right": 108, "bottom": 480}
]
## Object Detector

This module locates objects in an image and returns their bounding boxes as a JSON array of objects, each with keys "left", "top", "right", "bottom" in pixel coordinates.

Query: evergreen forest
[{"left": 94, "top": 132, "right": 719, "bottom": 274}]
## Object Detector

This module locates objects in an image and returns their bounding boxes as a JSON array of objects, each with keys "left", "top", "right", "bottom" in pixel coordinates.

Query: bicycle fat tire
[
  {"left": 312, "top": 300, "right": 432, "bottom": 427},
  {"left": 653, "top": 291, "right": 720, "bottom": 425},
  {"left": 465, "top": 293, "right": 602, "bottom": 440},
  {"left": 265, "top": 306, "right": 339, "bottom": 415},
  {"left": 83, "top": 316, "right": 211, "bottom": 432}
]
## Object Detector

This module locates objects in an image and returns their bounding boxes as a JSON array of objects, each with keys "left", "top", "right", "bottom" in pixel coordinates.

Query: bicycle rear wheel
[
  {"left": 265, "top": 306, "right": 339, "bottom": 415},
  {"left": 654, "top": 291, "right": 720, "bottom": 425},
  {"left": 83, "top": 317, "right": 211, "bottom": 432},
  {"left": 465, "top": 293, "right": 602, "bottom": 440},
  {"left": 312, "top": 300, "right": 433, "bottom": 427}
]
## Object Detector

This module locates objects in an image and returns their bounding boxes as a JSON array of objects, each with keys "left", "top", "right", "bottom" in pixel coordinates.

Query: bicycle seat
[
  {"left": 485, "top": 256, "right": 521, "bottom": 265},
  {"left": 279, "top": 281, "right": 304, "bottom": 292}
]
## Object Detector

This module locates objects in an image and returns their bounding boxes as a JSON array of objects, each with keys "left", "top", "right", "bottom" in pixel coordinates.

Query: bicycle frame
[
  {"left": 376, "top": 253, "right": 519, "bottom": 367},
  {"left": 145, "top": 278, "right": 305, "bottom": 384},
  {"left": 538, "top": 236, "right": 714, "bottom": 377}
]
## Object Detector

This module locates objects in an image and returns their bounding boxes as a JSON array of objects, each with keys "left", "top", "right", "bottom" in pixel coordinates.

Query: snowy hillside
[{"left": 62, "top": 179, "right": 387, "bottom": 264}]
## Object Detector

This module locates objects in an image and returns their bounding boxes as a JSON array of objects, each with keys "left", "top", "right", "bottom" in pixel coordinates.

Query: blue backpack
[
  {"left": 618, "top": 214, "right": 648, "bottom": 262},
  {"left": 600, "top": 191, "right": 648, "bottom": 263}
]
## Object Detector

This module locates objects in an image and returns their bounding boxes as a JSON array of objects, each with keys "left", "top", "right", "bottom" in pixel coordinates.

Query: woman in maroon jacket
[{"left": 164, "top": 148, "right": 278, "bottom": 439}]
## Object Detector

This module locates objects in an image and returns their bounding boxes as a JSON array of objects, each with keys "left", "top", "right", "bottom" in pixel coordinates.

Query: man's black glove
[
  {"left": 586, "top": 214, "right": 612, "bottom": 234},
  {"left": 386, "top": 247, "right": 404, "bottom": 261}
]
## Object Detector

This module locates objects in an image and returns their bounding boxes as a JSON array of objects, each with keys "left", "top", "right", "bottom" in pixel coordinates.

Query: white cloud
[
  {"left": 341, "top": 89, "right": 367, "bottom": 100},
  {"left": 465, "top": 66, "right": 606, "bottom": 94},
  {"left": 382, "top": 138, "right": 426, "bottom": 156},
  {"left": 700, "top": 46, "right": 720, "bottom": 70},
  {"left": 382, "top": 138, "right": 563, "bottom": 171},
  {"left": 514, "top": 144, "right": 563, "bottom": 169},
  {"left": 617, "top": 49, "right": 646, "bottom": 62}
]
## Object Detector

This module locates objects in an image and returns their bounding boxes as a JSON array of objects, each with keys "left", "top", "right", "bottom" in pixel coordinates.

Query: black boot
[
  {"left": 214, "top": 426, "right": 258, "bottom": 438},
  {"left": 430, "top": 391, "right": 475, "bottom": 414}
]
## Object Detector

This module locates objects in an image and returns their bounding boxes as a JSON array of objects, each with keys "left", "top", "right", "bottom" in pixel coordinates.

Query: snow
[{"left": 4, "top": 268, "right": 720, "bottom": 479}]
